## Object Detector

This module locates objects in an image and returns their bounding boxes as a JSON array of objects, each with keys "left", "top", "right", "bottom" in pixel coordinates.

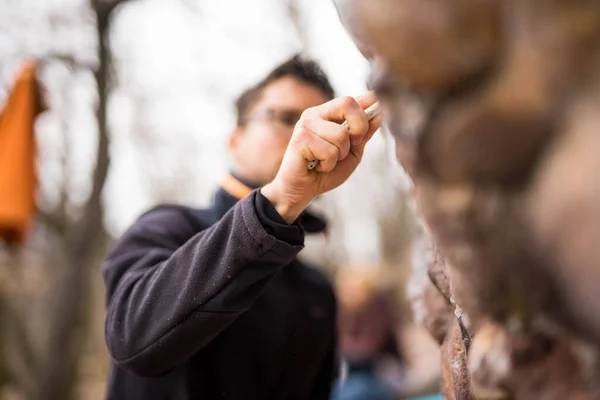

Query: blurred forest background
[{"left": 0, "top": 0, "right": 431, "bottom": 399}]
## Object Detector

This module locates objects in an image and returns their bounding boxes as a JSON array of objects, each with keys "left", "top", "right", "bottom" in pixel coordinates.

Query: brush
[{"left": 307, "top": 101, "right": 381, "bottom": 170}]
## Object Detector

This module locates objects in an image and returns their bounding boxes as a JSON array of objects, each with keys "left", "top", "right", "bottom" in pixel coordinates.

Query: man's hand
[{"left": 261, "top": 91, "right": 382, "bottom": 223}]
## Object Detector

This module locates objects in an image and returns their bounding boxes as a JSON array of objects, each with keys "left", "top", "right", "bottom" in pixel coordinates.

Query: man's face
[{"left": 229, "top": 77, "right": 331, "bottom": 186}]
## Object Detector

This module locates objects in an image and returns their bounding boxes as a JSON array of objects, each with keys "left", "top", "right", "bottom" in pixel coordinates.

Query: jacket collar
[{"left": 212, "top": 173, "right": 327, "bottom": 235}]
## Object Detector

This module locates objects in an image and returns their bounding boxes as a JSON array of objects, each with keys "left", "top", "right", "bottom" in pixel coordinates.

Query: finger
[
  {"left": 363, "top": 111, "right": 383, "bottom": 144},
  {"left": 303, "top": 118, "right": 351, "bottom": 162},
  {"left": 349, "top": 113, "right": 383, "bottom": 160},
  {"left": 300, "top": 135, "right": 340, "bottom": 173},
  {"left": 305, "top": 96, "right": 369, "bottom": 145},
  {"left": 327, "top": 113, "right": 383, "bottom": 183},
  {"left": 354, "top": 90, "right": 378, "bottom": 111},
  {"left": 355, "top": 99, "right": 383, "bottom": 152},
  {"left": 291, "top": 122, "right": 341, "bottom": 173}
]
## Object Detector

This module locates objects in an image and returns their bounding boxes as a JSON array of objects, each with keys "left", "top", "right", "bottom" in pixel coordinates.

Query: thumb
[
  {"left": 350, "top": 113, "right": 383, "bottom": 160},
  {"left": 352, "top": 90, "right": 381, "bottom": 148},
  {"left": 354, "top": 90, "right": 378, "bottom": 111}
]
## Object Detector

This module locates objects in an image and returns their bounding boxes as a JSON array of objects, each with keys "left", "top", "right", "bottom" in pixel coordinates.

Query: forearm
[{"left": 260, "top": 181, "right": 309, "bottom": 224}]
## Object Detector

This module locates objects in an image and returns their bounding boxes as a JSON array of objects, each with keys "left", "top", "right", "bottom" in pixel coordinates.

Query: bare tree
[
  {"left": 33, "top": 2, "right": 113, "bottom": 398},
  {"left": 0, "top": 1, "right": 133, "bottom": 399},
  {"left": 286, "top": 0, "right": 309, "bottom": 51}
]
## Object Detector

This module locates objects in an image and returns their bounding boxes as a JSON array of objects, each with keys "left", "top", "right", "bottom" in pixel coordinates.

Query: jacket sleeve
[{"left": 103, "top": 190, "right": 304, "bottom": 377}]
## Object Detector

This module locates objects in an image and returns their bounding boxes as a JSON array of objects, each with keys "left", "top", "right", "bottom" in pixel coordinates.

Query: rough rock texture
[{"left": 334, "top": 0, "right": 600, "bottom": 398}]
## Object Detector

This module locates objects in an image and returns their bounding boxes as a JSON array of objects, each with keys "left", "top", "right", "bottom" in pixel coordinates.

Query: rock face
[{"left": 333, "top": 0, "right": 600, "bottom": 398}]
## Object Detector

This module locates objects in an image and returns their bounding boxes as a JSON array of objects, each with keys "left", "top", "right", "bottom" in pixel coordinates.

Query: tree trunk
[{"left": 31, "top": 2, "right": 115, "bottom": 398}]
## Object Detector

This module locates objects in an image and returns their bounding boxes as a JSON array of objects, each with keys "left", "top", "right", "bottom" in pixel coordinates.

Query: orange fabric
[
  {"left": 221, "top": 174, "right": 253, "bottom": 200},
  {"left": 0, "top": 61, "right": 44, "bottom": 245}
]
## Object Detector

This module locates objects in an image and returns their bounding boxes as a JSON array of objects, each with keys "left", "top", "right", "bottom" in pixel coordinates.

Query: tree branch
[
  {"left": 39, "top": 53, "right": 93, "bottom": 70},
  {"left": 179, "top": 0, "right": 202, "bottom": 14},
  {"left": 286, "top": 0, "right": 308, "bottom": 52},
  {"left": 36, "top": 210, "right": 67, "bottom": 235},
  {"left": 92, "top": 0, "right": 136, "bottom": 26}
]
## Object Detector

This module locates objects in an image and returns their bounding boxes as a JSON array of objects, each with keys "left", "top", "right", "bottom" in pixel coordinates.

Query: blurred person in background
[
  {"left": 101, "top": 54, "right": 382, "bottom": 400},
  {"left": 332, "top": 266, "right": 401, "bottom": 400},
  {"left": 333, "top": 266, "right": 444, "bottom": 400}
]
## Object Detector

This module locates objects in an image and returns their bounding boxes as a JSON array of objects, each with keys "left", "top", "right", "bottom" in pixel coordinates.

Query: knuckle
[
  {"left": 296, "top": 120, "right": 309, "bottom": 133},
  {"left": 351, "top": 114, "right": 369, "bottom": 135},
  {"left": 294, "top": 119, "right": 312, "bottom": 136},
  {"left": 338, "top": 149, "right": 349, "bottom": 161},
  {"left": 325, "top": 145, "right": 339, "bottom": 160},
  {"left": 341, "top": 96, "right": 357, "bottom": 109},
  {"left": 301, "top": 107, "right": 317, "bottom": 119},
  {"left": 341, "top": 140, "right": 351, "bottom": 155},
  {"left": 335, "top": 125, "right": 349, "bottom": 139}
]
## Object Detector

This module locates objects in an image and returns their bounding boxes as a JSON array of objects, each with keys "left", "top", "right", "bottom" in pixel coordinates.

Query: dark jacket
[{"left": 102, "top": 183, "right": 337, "bottom": 400}]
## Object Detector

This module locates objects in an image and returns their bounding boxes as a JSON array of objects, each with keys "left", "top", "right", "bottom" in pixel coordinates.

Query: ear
[{"left": 228, "top": 127, "right": 243, "bottom": 152}]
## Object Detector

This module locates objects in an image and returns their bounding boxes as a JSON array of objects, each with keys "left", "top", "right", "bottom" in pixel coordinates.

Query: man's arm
[
  {"left": 103, "top": 190, "right": 303, "bottom": 377},
  {"left": 104, "top": 90, "right": 381, "bottom": 378}
]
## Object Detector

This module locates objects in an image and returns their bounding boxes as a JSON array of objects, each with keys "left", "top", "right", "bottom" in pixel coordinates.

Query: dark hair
[{"left": 234, "top": 54, "right": 335, "bottom": 126}]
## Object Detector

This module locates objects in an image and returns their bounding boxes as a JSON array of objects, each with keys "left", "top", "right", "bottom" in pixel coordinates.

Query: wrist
[{"left": 260, "top": 182, "right": 307, "bottom": 224}]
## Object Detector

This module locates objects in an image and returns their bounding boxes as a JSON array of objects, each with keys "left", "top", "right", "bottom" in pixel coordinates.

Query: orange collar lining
[{"left": 221, "top": 174, "right": 253, "bottom": 200}]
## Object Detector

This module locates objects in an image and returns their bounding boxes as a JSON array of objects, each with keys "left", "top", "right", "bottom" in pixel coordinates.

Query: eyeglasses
[{"left": 242, "top": 108, "right": 304, "bottom": 129}]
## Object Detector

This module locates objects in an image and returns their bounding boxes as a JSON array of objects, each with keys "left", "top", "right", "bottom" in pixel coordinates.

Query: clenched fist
[{"left": 261, "top": 91, "right": 381, "bottom": 223}]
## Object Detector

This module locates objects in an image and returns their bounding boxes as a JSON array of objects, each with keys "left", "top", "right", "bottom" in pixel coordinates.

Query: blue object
[
  {"left": 410, "top": 394, "right": 444, "bottom": 400},
  {"left": 331, "top": 373, "right": 394, "bottom": 400}
]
